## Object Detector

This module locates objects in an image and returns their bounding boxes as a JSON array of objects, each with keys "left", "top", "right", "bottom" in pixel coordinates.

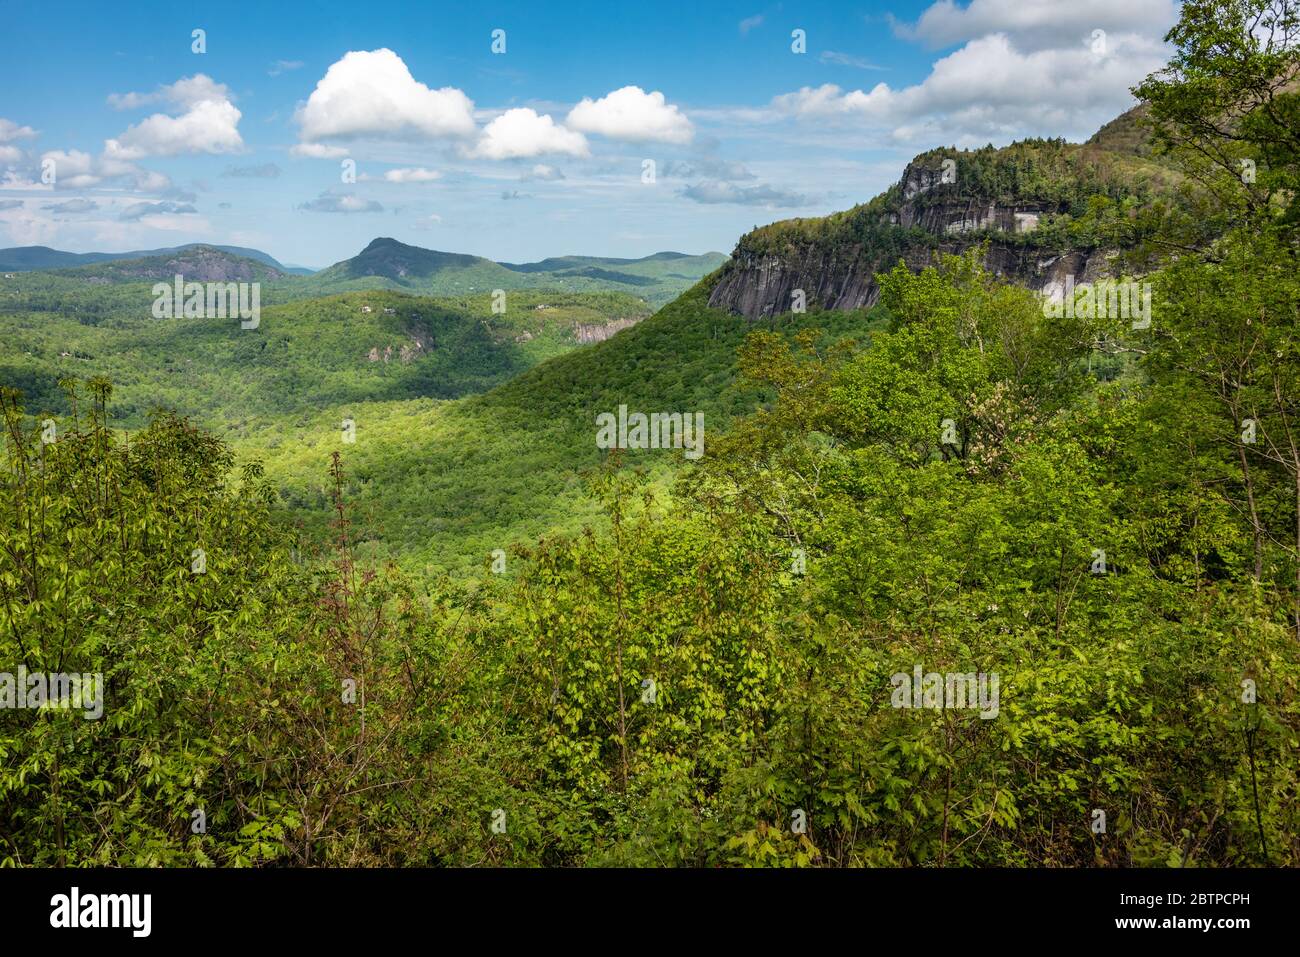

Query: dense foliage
[
  {"left": 246, "top": 288, "right": 881, "bottom": 574},
  {"left": 2, "top": 0, "right": 1298, "bottom": 868},
  {"left": 735, "top": 122, "right": 1184, "bottom": 261},
  {"left": 0, "top": 284, "right": 650, "bottom": 427}
]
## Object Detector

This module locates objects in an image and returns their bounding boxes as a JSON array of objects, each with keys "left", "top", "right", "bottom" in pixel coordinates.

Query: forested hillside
[
  {"left": 245, "top": 286, "right": 883, "bottom": 572},
  {"left": 1, "top": 283, "right": 652, "bottom": 427},
  {"left": 1, "top": 1, "right": 1298, "bottom": 870},
  {"left": 708, "top": 98, "right": 1184, "bottom": 317}
]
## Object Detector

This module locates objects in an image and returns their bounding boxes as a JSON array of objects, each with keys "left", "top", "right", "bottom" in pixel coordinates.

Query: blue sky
[{"left": 0, "top": 0, "right": 1179, "bottom": 268}]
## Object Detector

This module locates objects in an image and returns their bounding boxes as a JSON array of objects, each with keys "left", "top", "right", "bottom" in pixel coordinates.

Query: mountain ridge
[
  {"left": 40, "top": 245, "right": 287, "bottom": 283},
  {"left": 708, "top": 104, "right": 1176, "bottom": 318},
  {"left": 1, "top": 238, "right": 727, "bottom": 307},
  {"left": 302, "top": 237, "right": 727, "bottom": 306},
  {"left": 0, "top": 243, "right": 311, "bottom": 275}
]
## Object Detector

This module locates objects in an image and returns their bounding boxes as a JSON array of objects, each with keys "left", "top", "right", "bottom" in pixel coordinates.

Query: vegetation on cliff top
[{"left": 732, "top": 111, "right": 1184, "bottom": 262}]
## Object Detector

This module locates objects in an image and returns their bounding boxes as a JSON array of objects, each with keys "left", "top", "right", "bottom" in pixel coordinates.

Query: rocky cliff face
[
  {"left": 707, "top": 230, "right": 1118, "bottom": 318},
  {"left": 707, "top": 138, "right": 1151, "bottom": 319},
  {"left": 573, "top": 317, "right": 642, "bottom": 343},
  {"left": 154, "top": 249, "right": 283, "bottom": 282}
]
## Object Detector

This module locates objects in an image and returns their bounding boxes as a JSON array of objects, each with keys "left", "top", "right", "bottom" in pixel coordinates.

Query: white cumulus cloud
[
  {"left": 39, "top": 149, "right": 101, "bottom": 189},
  {"left": 771, "top": 28, "right": 1171, "bottom": 145},
  {"left": 35, "top": 146, "right": 172, "bottom": 193},
  {"left": 566, "top": 86, "right": 693, "bottom": 144},
  {"left": 296, "top": 49, "right": 476, "bottom": 145},
  {"left": 468, "top": 108, "right": 589, "bottom": 160},
  {"left": 104, "top": 75, "right": 243, "bottom": 159}
]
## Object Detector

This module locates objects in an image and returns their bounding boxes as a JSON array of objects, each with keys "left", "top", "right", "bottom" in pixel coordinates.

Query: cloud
[
  {"left": 770, "top": 28, "right": 1171, "bottom": 145},
  {"left": 119, "top": 200, "right": 196, "bottom": 220},
  {"left": 106, "top": 91, "right": 153, "bottom": 111},
  {"left": 32, "top": 147, "right": 170, "bottom": 193},
  {"left": 523, "top": 163, "right": 565, "bottom": 181},
  {"left": 290, "top": 143, "right": 349, "bottom": 159},
  {"left": 739, "top": 14, "right": 765, "bottom": 35},
  {"left": 896, "top": 0, "right": 1178, "bottom": 52},
  {"left": 680, "top": 180, "right": 808, "bottom": 207},
  {"left": 500, "top": 190, "right": 530, "bottom": 201},
  {"left": 662, "top": 158, "right": 756, "bottom": 181},
  {"left": 411, "top": 213, "right": 442, "bottom": 229},
  {"left": 0, "top": 206, "right": 59, "bottom": 246},
  {"left": 223, "top": 162, "right": 282, "bottom": 178},
  {"left": 0, "top": 199, "right": 22, "bottom": 210},
  {"left": 108, "top": 75, "right": 233, "bottom": 112},
  {"left": 0, "top": 119, "right": 38, "bottom": 164},
  {"left": 566, "top": 86, "right": 693, "bottom": 144},
  {"left": 268, "top": 59, "right": 304, "bottom": 77},
  {"left": 0, "top": 118, "right": 37, "bottom": 142},
  {"left": 296, "top": 49, "right": 476, "bottom": 145},
  {"left": 104, "top": 75, "right": 243, "bottom": 159},
  {"left": 381, "top": 166, "right": 441, "bottom": 183},
  {"left": 38, "top": 150, "right": 100, "bottom": 189},
  {"left": 0, "top": 120, "right": 36, "bottom": 164},
  {"left": 42, "top": 198, "right": 99, "bottom": 214},
  {"left": 297, "top": 191, "right": 384, "bottom": 213},
  {"left": 820, "top": 51, "right": 887, "bottom": 70},
  {"left": 469, "top": 108, "right": 589, "bottom": 160}
]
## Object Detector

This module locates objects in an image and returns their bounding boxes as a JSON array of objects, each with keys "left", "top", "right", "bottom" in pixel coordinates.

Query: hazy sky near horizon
[{"left": 0, "top": 0, "right": 1179, "bottom": 268}]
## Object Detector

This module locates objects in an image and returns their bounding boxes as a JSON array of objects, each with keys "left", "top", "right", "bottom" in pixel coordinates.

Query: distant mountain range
[
  {"left": 0, "top": 243, "right": 313, "bottom": 275},
  {"left": 1, "top": 238, "right": 727, "bottom": 306},
  {"left": 302, "top": 238, "right": 727, "bottom": 306}
]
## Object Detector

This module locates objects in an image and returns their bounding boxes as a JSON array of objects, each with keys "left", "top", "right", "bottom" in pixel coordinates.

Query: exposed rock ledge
[
  {"left": 708, "top": 242, "right": 1118, "bottom": 319},
  {"left": 574, "top": 317, "right": 641, "bottom": 343}
]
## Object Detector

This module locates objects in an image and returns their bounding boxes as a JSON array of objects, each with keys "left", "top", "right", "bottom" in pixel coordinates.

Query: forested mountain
[
  {"left": 1, "top": 282, "right": 652, "bottom": 427},
  {"left": 1, "top": 2, "right": 1298, "bottom": 873},
  {"left": 302, "top": 237, "right": 726, "bottom": 305},
  {"left": 0, "top": 242, "right": 310, "bottom": 274},
  {"left": 709, "top": 104, "right": 1179, "bottom": 317},
  {"left": 44, "top": 245, "right": 287, "bottom": 282},
  {"left": 1, "top": 239, "right": 725, "bottom": 307}
]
